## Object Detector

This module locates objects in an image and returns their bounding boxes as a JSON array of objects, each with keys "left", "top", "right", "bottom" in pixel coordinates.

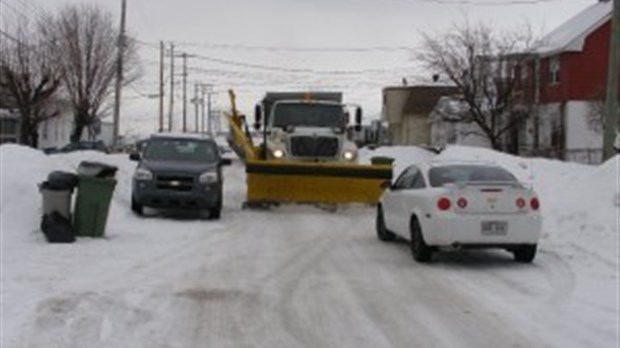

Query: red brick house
[{"left": 515, "top": 0, "right": 616, "bottom": 163}]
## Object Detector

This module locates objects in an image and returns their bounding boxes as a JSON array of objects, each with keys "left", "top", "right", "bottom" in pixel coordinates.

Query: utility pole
[
  {"left": 194, "top": 82, "right": 199, "bottom": 132},
  {"left": 112, "top": 0, "right": 127, "bottom": 147},
  {"left": 603, "top": 0, "right": 620, "bottom": 160},
  {"left": 159, "top": 41, "right": 165, "bottom": 132},
  {"left": 200, "top": 84, "right": 206, "bottom": 133},
  {"left": 207, "top": 86, "right": 213, "bottom": 136},
  {"left": 182, "top": 53, "right": 188, "bottom": 133},
  {"left": 168, "top": 43, "right": 174, "bottom": 132}
]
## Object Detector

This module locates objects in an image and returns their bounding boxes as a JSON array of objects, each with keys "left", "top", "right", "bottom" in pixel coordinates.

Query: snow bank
[
  {"left": 359, "top": 146, "right": 437, "bottom": 177},
  {"left": 0, "top": 144, "right": 137, "bottom": 246}
]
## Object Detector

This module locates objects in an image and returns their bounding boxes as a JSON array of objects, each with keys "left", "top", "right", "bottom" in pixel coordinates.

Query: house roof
[
  {"left": 537, "top": 1, "right": 612, "bottom": 57},
  {"left": 401, "top": 86, "right": 459, "bottom": 115}
]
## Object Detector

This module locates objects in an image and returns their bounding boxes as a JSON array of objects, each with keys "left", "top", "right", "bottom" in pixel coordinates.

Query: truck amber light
[
  {"left": 516, "top": 198, "right": 526, "bottom": 209},
  {"left": 530, "top": 197, "right": 540, "bottom": 211},
  {"left": 437, "top": 197, "right": 451, "bottom": 211},
  {"left": 457, "top": 197, "right": 468, "bottom": 208}
]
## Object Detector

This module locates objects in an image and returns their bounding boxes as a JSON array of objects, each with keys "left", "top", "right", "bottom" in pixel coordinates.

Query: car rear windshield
[
  {"left": 144, "top": 139, "right": 218, "bottom": 162},
  {"left": 429, "top": 165, "right": 518, "bottom": 187},
  {"left": 272, "top": 103, "right": 345, "bottom": 128}
]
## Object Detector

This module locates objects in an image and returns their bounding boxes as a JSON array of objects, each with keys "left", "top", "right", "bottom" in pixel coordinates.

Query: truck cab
[{"left": 254, "top": 92, "right": 362, "bottom": 163}]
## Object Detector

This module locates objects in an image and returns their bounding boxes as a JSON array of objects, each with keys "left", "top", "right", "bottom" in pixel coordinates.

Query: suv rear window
[
  {"left": 144, "top": 139, "right": 218, "bottom": 162},
  {"left": 429, "top": 165, "right": 517, "bottom": 187}
]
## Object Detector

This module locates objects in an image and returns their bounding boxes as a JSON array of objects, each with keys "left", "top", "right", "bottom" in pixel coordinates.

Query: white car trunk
[{"left": 448, "top": 183, "right": 532, "bottom": 215}]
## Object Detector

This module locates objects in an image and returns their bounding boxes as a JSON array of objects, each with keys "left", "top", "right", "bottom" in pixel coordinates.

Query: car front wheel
[
  {"left": 410, "top": 217, "right": 432, "bottom": 262},
  {"left": 131, "top": 196, "right": 144, "bottom": 216},
  {"left": 376, "top": 204, "right": 396, "bottom": 242}
]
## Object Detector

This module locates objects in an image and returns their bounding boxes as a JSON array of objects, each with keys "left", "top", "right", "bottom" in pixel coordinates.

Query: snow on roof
[{"left": 537, "top": 1, "right": 612, "bottom": 57}]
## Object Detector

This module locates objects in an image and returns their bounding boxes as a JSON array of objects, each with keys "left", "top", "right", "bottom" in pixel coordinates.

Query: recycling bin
[
  {"left": 73, "top": 162, "right": 118, "bottom": 238},
  {"left": 370, "top": 156, "right": 395, "bottom": 165},
  {"left": 77, "top": 161, "right": 118, "bottom": 178}
]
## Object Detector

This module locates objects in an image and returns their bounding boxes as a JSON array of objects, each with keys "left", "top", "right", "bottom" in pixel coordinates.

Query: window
[
  {"left": 520, "top": 64, "right": 528, "bottom": 82},
  {"left": 393, "top": 166, "right": 424, "bottom": 190},
  {"left": 549, "top": 56, "right": 560, "bottom": 85},
  {"left": 429, "top": 165, "right": 518, "bottom": 188},
  {"left": 410, "top": 172, "right": 426, "bottom": 189},
  {"left": 144, "top": 139, "right": 219, "bottom": 162}
]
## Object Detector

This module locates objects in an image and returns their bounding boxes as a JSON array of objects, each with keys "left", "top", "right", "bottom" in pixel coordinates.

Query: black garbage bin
[
  {"left": 39, "top": 171, "right": 79, "bottom": 243},
  {"left": 74, "top": 161, "right": 118, "bottom": 237},
  {"left": 39, "top": 171, "right": 79, "bottom": 220}
]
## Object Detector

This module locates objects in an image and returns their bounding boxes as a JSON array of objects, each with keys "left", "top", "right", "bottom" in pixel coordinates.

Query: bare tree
[
  {"left": 0, "top": 20, "right": 61, "bottom": 147},
  {"left": 417, "top": 19, "right": 540, "bottom": 151},
  {"left": 41, "top": 4, "right": 139, "bottom": 143}
]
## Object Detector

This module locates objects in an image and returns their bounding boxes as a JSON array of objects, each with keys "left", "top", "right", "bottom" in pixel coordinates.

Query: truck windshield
[
  {"left": 272, "top": 103, "right": 344, "bottom": 128},
  {"left": 144, "top": 139, "right": 218, "bottom": 162}
]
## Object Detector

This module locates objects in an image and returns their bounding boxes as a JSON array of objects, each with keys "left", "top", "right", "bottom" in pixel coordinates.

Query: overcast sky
[{"left": 2, "top": 0, "right": 598, "bottom": 136}]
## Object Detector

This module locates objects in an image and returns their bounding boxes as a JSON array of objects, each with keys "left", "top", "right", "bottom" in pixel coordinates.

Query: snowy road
[{"left": 2, "top": 147, "right": 617, "bottom": 348}]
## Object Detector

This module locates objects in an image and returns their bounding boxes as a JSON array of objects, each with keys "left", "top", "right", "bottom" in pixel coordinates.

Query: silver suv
[{"left": 130, "top": 134, "right": 231, "bottom": 219}]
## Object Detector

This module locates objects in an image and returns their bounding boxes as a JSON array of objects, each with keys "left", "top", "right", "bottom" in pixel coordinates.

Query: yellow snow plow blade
[{"left": 246, "top": 160, "right": 392, "bottom": 204}]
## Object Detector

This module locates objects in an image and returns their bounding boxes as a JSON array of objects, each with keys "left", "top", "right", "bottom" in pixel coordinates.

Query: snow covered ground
[{"left": 1, "top": 143, "right": 617, "bottom": 347}]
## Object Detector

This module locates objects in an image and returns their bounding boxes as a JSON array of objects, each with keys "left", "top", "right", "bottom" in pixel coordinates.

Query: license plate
[{"left": 481, "top": 221, "right": 508, "bottom": 236}]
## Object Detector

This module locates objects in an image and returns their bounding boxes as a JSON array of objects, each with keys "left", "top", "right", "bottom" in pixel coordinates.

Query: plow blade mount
[{"left": 246, "top": 160, "right": 392, "bottom": 205}]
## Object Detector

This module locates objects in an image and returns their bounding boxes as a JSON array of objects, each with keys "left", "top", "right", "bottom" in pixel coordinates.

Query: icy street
[{"left": 1, "top": 144, "right": 618, "bottom": 348}]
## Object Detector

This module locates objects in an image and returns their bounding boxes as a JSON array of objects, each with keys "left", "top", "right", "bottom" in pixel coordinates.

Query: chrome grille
[
  {"left": 156, "top": 175, "right": 194, "bottom": 191},
  {"left": 290, "top": 136, "right": 339, "bottom": 158}
]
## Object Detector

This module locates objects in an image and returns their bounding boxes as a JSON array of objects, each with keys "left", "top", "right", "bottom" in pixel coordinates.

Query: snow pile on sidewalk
[{"left": 0, "top": 144, "right": 137, "bottom": 246}]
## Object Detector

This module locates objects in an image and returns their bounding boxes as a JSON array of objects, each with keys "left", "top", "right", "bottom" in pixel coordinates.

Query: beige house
[{"left": 382, "top": 85, "right": 458, "bottom": 146}]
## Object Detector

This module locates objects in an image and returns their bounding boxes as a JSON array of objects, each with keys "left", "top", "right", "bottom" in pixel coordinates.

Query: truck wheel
[
  {"left": 376, "top": 204, "right": 396, "bottom": 242},
  {"left": 513, "top": 244, "right": 537, "bottom": 263},
  {"left": 131, "top": 197, "right": 143, "bottom": 216},
  {"left": 410, "top": 217, "right": 432, "bottom": 262}
]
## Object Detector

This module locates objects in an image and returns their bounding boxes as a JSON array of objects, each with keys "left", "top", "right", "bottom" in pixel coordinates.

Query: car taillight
[
  {"left": 516, "top": 198, "right": 526, "bottom": 209},
  {"left": 457, "top": 197, "right": 468, "bottom": 209},
  {"left": 530, "top": 197, "right": 540, "bottom": 211},
  {"left": 437, "top": 197, "right": 451, "bottom": 211}
]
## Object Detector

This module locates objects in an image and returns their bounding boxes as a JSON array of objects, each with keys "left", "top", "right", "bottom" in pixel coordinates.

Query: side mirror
[
  {"left": 129, "top": 153, "right": 141, "bottom": 161},
  {"left": 220, "top": 158, "right": 232, "bottom": 166},
  {"left": 254, "top": 104, "right": 262, "bottom": 131},
  {"left": 355, "top": 107, "right": 362, "bottom": 132},
  {"left": 380, "top": 180, "right": 391, "bottom": 189}
]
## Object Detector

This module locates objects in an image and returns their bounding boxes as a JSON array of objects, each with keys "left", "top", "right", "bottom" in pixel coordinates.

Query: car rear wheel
[
  {"left": 513, "top": 244, "right": 537, "bottom": 263},
  {"left": 208, "top": 207, "right": 221, "bottom": 220},
  {"left": 376, "top": 204, "right": 396, "bottom": 242},
  {"left": 410, "top": 217, "right": 432, "bottom": 262},
  {"left": 131, "top": 197, "right": 143, "bottom": 216}
]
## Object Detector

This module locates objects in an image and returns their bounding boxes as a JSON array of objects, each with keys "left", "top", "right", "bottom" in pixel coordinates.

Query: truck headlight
[
  {"left": 272, "top": 148, "right": 285, "bottom": 159},
  {"left": 199, "top": 171, "right": 218, "bottom": 184},
  {"left": 134, "top": 168, "right": 153, "bottom": 180},
  {"left": 343, "top": 150, "right": 356, "bottom": 161}
]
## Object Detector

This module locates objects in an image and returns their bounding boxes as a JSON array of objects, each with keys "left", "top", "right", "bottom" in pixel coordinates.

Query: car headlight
[
  {"left": 134, "top": 168, "right": 153, "bottom": 180},
  {"left": 343, "top": 150, "right": 356, "bottom": 161},
  {"left": 199, "top": 171, "right": 218, "bottom": 184},
  {"left": 272, "top": 148, "right": 285, "bottom": 159}
]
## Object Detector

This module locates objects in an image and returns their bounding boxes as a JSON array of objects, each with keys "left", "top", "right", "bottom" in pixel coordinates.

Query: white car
[{"left": 377, "top": 160, "right": 542, "bottom": 263}]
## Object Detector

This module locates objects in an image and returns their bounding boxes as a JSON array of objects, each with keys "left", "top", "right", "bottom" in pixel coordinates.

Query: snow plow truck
[{"left": 226, "top": 90, "right": 393, "bottom": 206}]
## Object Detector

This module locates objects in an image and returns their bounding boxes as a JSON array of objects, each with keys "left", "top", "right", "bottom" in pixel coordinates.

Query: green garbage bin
[
  {"left": 73, "top": 175, "right": 117, "bottom": 238},
  {"left": 370, "top": 156, "right": 395, "bottom": 165}
]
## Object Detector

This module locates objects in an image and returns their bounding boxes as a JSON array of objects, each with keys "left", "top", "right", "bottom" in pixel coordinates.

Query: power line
[
  {"left": 172, "top": 41, "right": 415, "bottom": 53},
  {"left": 189, "top": 53, "right": 411, "bottom": 75},
  {"left": 2, "top": 0, "right": 45, "bottom": 22},
  {"left": 412, "top": 0, "right": 568, "bottom": 6}
]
